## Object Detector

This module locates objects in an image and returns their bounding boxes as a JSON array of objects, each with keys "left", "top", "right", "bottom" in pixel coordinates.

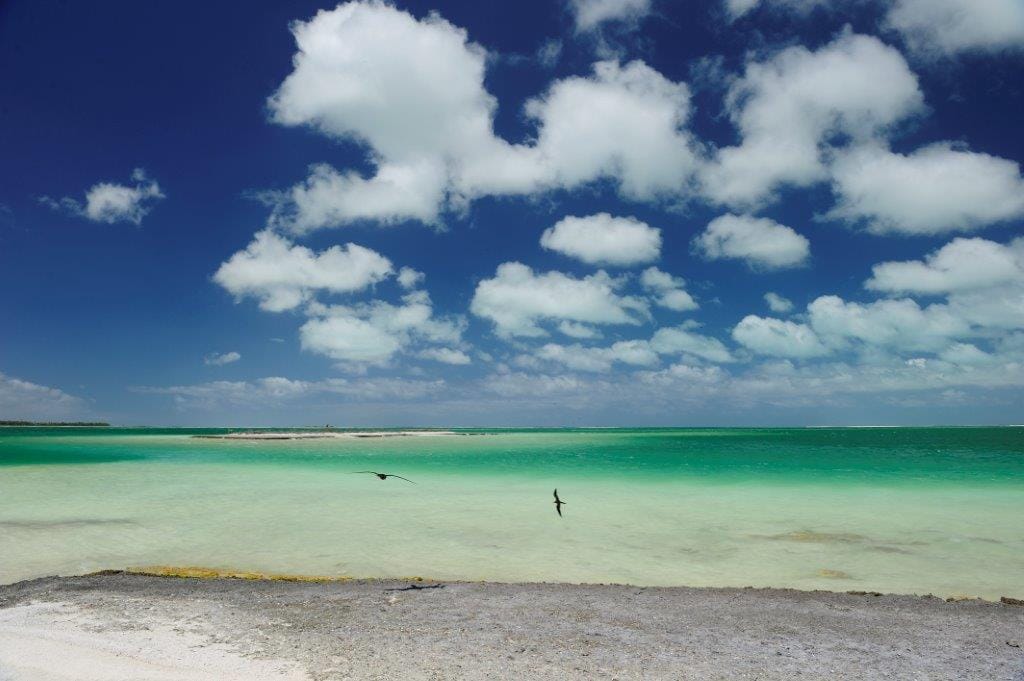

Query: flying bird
[
  {"left": 553, "top": 488, "right": 566, "bottom": 517},
  {"left": 353, "top": 471, "right": 416, "bottom": 483}
]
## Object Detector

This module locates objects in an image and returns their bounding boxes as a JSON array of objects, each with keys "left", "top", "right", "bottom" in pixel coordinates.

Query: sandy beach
[{"left": 1, "top": 571, "right": 1021, "bottom": 680}]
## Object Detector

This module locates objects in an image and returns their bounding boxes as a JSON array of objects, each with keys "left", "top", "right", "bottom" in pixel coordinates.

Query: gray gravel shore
[{"left": 1, "top": 572, "right": 1022, "bottom": 680}]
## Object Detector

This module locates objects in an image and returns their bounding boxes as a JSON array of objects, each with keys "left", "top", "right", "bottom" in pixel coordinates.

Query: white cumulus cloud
[
  {"left": 826, "top": 143, "right": 1024, "bottom": 235},
  {"left": 650, "top": 326, "right": 735, "bottom": 363},
  {"left": 470, "top": 262, "right": 649, "bottom": 337},
  {"left": 866, "top": 237, "right": 1024, "bottom": 295},
  {"left": 764, "top": 292, "right": 794, "bottom": 313},
  {"left": 213, "top": 230, "right": 393, "bottom": 312},
  {"left": 301, "top": 291, "right": 465, "bottom": 368},
  {"left": 640, "top": 267, "right": 698, "bottom": 311},
  {"left": 265, "top": 2, "right": 700, "bottom": 232},
  {"left": 694, "top": 214, "right": 810, "bottom": 269},
  {"left": 700, "top": 33, "right": 923, "bottom": 208},
  {"left": 732, "top": 316, "right": 829, "bottom": 358},
  {"left": 540, "top": 213, "right": 661, "bottom": 266},
  {"left": 885, "top": 0, "right": 1024, "bottom": 57}
]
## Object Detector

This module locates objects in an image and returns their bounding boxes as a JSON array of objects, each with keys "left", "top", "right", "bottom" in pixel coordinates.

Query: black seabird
[
  {"left": 353, "top": 471, "right": 416, "bottom": 483},
  {"left": 553, "top": 488, "right": 566, "bottom": 517}
]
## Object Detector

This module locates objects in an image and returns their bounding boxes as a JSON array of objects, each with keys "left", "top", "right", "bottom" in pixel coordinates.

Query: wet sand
[{"left": 1, "top": 572, "right": 1022, "bottom": 680}]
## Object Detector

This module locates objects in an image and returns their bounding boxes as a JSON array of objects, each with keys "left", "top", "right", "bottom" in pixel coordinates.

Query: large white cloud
[
  {"left": 694, "top": 214, "right": 810, "bottom": 269},
  {"left": 540, "top": 213, "right": 661, "bottom": 266},
  {"left": 867, "top": 237, "right": 1024, "bottom": 295},
  {"left": 213, "top": 230, "right": 393, "bottom": 312},
  {"left": 826, "top": 143, "right": 1024, "bottom": 236},
  {"left": 301, "top": 291, "right": 465, "bottom": 367},
  {"left": 570, "top": 0, "right": 652, "bottom": 31},
  {"left": 807, "top": 295, "right": 970, "bottom": 353},
  {"left": 470, "top": 262, "right": 648, "bottom": 337},
  {"left": 40, "top": 168, "right": 164, "bottom": 225},
  {"left": 732, "top": 316, "right": 829, "bottom": 358},
  {"left": 700, "top": 33, "right": 924, "bottom": 208},
  {"left": 885, "top": 0, "right": 1024, "bottom": 57},
  {"left": 266, "top": 2, "right": 699, "bottom": 232},
  {"left": 515, "top": 60, "right": 698, "bottom": 202}
]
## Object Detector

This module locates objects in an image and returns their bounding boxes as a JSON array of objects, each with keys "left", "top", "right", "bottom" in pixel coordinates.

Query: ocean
[{"left": 1, "top": 427, "right": 1022, "bottom": 598}]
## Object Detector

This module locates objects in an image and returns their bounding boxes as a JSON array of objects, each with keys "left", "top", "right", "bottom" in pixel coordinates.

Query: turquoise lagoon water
[{"left": 1, "top": 427, "right": 1022, "bottom": 598}]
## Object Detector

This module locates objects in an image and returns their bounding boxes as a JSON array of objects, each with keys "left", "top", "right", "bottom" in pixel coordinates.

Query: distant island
[{"left": 0, "top": 420, "right": 110, "bottom": 426}]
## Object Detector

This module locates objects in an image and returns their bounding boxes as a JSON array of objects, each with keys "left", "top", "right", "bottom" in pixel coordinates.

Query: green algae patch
[{"left": 100, "top": 566, "right": 356, "bottom": 583}]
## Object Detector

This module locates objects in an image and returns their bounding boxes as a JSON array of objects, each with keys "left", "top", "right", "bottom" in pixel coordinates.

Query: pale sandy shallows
[{"left": 1, "top": 574, "right": 1023, "bottom": 681}]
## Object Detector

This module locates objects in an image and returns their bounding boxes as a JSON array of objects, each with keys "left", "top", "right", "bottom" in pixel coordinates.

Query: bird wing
[
  {"left": 553, "top": 489, "right": 560, "bottom": 502},
  {"left": 352, "top": 471, "right": 379, "bottom": 475},
  {"left": 556, "top": 504, "right": 563, "bottom": 517},
  {"left": 388, "top": 475, "right": 417, "bottom": 484}
]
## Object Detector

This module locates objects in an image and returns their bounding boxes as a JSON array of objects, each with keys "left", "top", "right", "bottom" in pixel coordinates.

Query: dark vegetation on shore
[{"left": 0, "top": 420, "right": 110, "bottom": 426}]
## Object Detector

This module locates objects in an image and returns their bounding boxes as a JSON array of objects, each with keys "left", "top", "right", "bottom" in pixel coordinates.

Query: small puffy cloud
[
  {"left": 867, "top": 237, "right": 1024, "bottom": 295},
  {"left": 540, "top": 213, "right": 661, "bottom": 266},
  {"left": 764, "top": 292, "right": 793, "bottom": 313},
  {"left": 700, "top": 33, "right": 923, "bottom": 207},
  {"left": 650, "top": 326, "right": 735, "bottom": 363},
  {"left": 301, "top": 291, "right": 464, "bottom": 367},
  {"left": 40, "top": 168, "right": 164, "bottom": 225},
  {"left": 265, "top": 3, "right": 700, "bottom": 231},
  {"left": 0, "top": 372, "right": 87, "bottom": 421},
  {"left": 204, "top": 351, "right": 241, "bottom": 366},
  {"left": 826, "top": 143, "right": 1024, "bottom": 236},
  {"left": 397, "top": 266, "right": 426, "bottom": 290},
  {"left": 569, "top": 0, "right": 652, "bottom": 32},
  {"left": 885, "top": 0, "right": 1024, "bottom": 57},
  {"left": 419, "top": 347, "right": 472, "bottom": 365},
  {"left": 694, "top": 214, "right": 810, "bottom": 270},
  {"left": 470, "top": 262, "right": 648, "bottom": 337},
  {"left": 640, "top": 267, "right": 698, "bottom": 311},
  {"left": 213, "top": 230, "right": 393, "bottom": 312},
  {"left": 732, "top": 316, "right": 829, "bottom": 358}
]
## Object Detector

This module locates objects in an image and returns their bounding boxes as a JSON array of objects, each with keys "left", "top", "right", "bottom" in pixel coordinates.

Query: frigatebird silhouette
[
  {"left": 553, "top": 488, "right": 566, "bottom": 517},
  {"left": 353, "top": 471, "right": 416, "bottom": 483}
]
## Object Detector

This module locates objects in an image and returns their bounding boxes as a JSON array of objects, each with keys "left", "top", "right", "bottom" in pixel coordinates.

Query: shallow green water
[{"left": 1, "top": 427, "right": 1022, "bottom": 598}]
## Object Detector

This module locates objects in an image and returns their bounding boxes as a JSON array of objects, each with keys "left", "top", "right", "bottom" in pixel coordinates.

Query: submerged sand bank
[
  {"left": 193, "top": 430, "right": 463, "bottom": 440},
  {"left": 1, "top": 572, "right": 1021, "bottom": 680}
]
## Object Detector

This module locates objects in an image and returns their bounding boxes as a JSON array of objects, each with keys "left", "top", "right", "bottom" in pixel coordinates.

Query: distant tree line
[{"left": 0, "top": 420, "right": 110, "bottom": 426}]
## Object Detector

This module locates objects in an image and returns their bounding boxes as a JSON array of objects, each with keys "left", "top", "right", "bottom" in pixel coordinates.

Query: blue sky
[{"left": 2, "top": 0, "right": 1024, "bottom": 426}]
